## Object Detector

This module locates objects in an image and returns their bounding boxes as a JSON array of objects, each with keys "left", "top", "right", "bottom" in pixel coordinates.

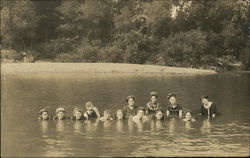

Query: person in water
[
  {"left": 154, "top": 110, "right": 165, "bottom": 121},
  {"left": 132, "top": 107, "right": 148, "bottom": 123},
  {"left": 145, "top": 91, "right": 161, "bottom": 115},
  {"left": 199, "top": 95, "right": 216, "bottom": 117},
  {"left": 123, "top": 95, "right": 139, "bottom": 119},
  {"left": 38, "top": 107, "right": 51, "bottom": 120},
  {"left": 71, "top": 107, "right": 86, "bottom": 120},
  {"left": 53, "top": 107, "right": 67, "bottom": 120},
  {"left": 114, "top": 109, "right": 125, "bottom": 120},
  {"left": 182, "top": 110, "right": 196, "bottom": 122},
  {"left": 99, "top": 109, "right": 113, "bottom": 121},
  {"left": 83, "top": 101, "right": 101, "bottom": 120},
  {"left": 166, "top": 93, "right": 183, "bottom": 118}
]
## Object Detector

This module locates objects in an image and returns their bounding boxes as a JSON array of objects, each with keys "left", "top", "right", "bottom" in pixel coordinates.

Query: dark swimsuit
[
  {"left": 71, "top": 116, "right": 86, "bottom": 120},
  {"left": 167, "top": 104, "right": 182, "bottom": 115},
  {"left": 122, "top": 105, "right": 139, "bottom": 119},
  {"left": 200, "top": 103, "right": 216, "bottom": 116},
  {"left": 146, "top": 102, "right": 161, "bottom": 115}
]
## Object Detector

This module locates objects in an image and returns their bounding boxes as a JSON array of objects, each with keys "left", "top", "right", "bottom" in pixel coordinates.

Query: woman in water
[
  {"left": 53, "top": 107, "right": 67, "bottom": 120},
  {"left": 71, "top": 107, "right": 86, "bottom": 120},
  {"left": 166, "top": 93, "right": 183, "bottom": 118},
  {"left": 123, "top": 95, "right": 139, "bottom": 119},
  {"left": 83, "top": 101, "right": 101, "bottom": 120},
  {"left": 199, "top": 95, "right": 216, "bottom": 117},
  {"left": 182, "top": 110, "right": 196, "bottom": 122},
  {"left": 145, "top": 91, "right": 161, "bottom": 115},
  {"left": 38, "top": 107, "right": 51, "bottom": 120}
]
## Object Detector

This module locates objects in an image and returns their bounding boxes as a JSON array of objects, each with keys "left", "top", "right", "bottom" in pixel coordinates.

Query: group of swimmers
[{"left": 38, "top": 91, "right": 217, "bottom": 124}]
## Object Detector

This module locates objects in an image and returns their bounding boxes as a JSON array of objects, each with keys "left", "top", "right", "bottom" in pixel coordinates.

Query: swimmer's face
[
  {"left": 128, "top": 98, "right": 135, "bottom": 106},
  {"left": 86, "top": 106, "right": 93, "bottom": 112},
  {"left": 104, "top": 112, "right": 111, "bottom": 119},
  {"left": 57, "top": 111, "right": 65, "bottom": 120},
  {"left": 41, "top": 112, "right": 49, "bottom": 120},
  {"left": 155, "top": 112, "right": 163, "bottom": 120},
  {"left": 151, "top": 96, "right": 157, "bottom": 103},
  {"left": 75, "top": 111, "right": 82, "bottom": 120},
  {"left": 116, "top": 111, "right": 123, "bottom": 120},
  {"left": 169, "top": 96, "right": 176, "bottom": 105},
  {"left": 185, "top": 112, "right": 192, "bottom": 120},
  {"left": 137, "top": 110, "right": 144, "bottom": 118},
  {"left": 201, "top": 98, "right": 208, "bottom": 105}
]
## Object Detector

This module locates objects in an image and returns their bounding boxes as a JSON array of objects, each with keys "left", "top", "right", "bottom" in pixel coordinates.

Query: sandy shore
[{"left": 1, "top": 63, "right": 216, "bottom": 75}]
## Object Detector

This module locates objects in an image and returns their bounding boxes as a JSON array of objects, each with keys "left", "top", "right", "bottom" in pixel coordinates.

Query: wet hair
[
  {"left": 73, "top": 107, "right": 83, "bottom": 116},
  {"left": 85, "top": 101, "right": 94, "bottom": 108},
  {"left": 184, "top": 110, "right": 193, "bottom": 116},
  {"left": 167, "top": 93, "right": 176, "bottom": 100},
  {"left": 126, "top": 95, "right": 135, "bottom": 102},
  {"left": 38, "top": 107, "right": 49, "bottom": 115},
  {"left": 55, "top": 107, "right": 65, "bottom": 114},
  {"left": 155, "top": 109, "right": 163, "bottom": 114},
  {"left": 150, "top": 91, "right": 158, "bottom": 98},
  {"left": 116, "top": 109, "right": 123, "bottom": 114},
  {"left": 200, "top": 95, "right": 208, "bottom": 101}
]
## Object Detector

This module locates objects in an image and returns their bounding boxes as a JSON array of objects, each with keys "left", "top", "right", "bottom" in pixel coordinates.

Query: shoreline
[{"left": 1, "top": 62, "right": 217, "bottom": 75}]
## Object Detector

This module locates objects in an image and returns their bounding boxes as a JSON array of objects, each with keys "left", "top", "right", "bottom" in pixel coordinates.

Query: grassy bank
[{"left": 1, "top": 63, "right": 216, "bottom": 75}]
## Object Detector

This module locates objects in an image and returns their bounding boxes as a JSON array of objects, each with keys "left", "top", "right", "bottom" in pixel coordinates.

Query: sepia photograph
[{"left": 1, "top": 0, "right": 250, "bottom": 157}]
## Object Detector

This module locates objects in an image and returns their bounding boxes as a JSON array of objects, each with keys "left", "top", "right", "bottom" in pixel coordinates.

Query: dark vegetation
[{"left": 1, "top": 0, "right": 250, "bottom": 71}]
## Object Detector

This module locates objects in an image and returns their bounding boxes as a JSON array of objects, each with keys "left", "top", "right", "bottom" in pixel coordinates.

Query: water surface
[{"left": 1, "top": 72, "right": 250, "bottom": 157}]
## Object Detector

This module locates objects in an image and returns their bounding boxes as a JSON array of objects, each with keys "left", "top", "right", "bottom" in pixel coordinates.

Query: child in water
[
  {"left": 145, "top": 91, "right": 161, "bottom": 115},
  {"left": 38, "top": 107, "right": 51, "bottom": 120},
  {"left": 114, "top": 109, "right": 125, "bottom": 120},
  {"left": 53, "top": 107, "right": 67, "bottom": 120},
  {"left": 99, "top": 109, "right": 113, "bottom": 121},
  {"left": 83, "top": 101, "right": 101, "bottom": 120},
  {"left": 166, "top": 93, "right": 183, "bottom": 118},
  {"left": 154, "top": 110, "right": 164, "bottom": 121},
  {"left": 132, "top": 107, "right": 148, "bottom": 123},
  {"left": 182, "top": 110, "right": 196, "bottom": 122},
  {"left": 71, "top": 107, "right": 86, "bottom": 120}
]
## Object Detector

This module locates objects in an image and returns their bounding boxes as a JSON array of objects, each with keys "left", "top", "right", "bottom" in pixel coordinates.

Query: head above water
[
  {"left": 184, "top": 110, "right": 193, "bottom": 120},
  {"left": 150, "top": 91, "right": 158, "bottom": 103},
  {"left": 137, "top": 107, "right": 145, "bottom": 117},
  {"left": 85, "top": 101, "right": 94, "bottom": 111},
  {"left": 39, "top": 107, "right": 49, "bottom": 120},
  {"left": 167, "top": 93, "right": 177, "bottom": 105},
  {"left": 155, "top": 110, "right": 163, "bottom": 120},
  {"left": 73, "top": 107, "right": 83, "bottom": 120},
  {"left": 126, "top": 95, "right": 135, "bottom": 106},
  {"left": 55, "top": 107, "right": 65, "bottom": 120},
  {"left": 116, "top": 109, "right": 124, "bottom": 120},
  {"left": 200, "top": 95, "right": 209, "bottom": 105},
  {"left": 103, "top": 109, "right": 111, "bottom": 118}
]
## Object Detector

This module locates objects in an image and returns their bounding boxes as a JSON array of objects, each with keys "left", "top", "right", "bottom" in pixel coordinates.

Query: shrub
[
  {"left": 76, "top": 45, "right": 99, "bottom": 62},
  {"left": 1, "top": 49, "right": 21, "bottom": 62},
  {"left": 99, "top": 46, "right": 124, "bottom": 63}
]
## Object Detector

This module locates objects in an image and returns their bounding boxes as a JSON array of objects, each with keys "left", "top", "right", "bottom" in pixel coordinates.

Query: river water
[{"left": 1, "top": 72, "right": 249, "bottom": 157}]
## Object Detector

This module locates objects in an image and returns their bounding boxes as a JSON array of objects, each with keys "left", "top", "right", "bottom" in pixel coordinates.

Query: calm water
[{"left": 1, "top": 72, "right": 250, "bottom": 157}]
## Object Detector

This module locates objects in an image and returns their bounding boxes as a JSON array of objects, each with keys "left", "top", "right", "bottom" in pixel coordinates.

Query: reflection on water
[
  {"left": 1, "top": 72, "right": 250, "bottom": 157},
  {"left": 200, "top": 117, "right": 212, "bottom": 134}
]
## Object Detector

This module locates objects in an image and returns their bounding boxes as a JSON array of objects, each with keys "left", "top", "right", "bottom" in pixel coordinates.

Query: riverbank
[{"left": 1, "top": 63, "right": 217, "bottom": 75}]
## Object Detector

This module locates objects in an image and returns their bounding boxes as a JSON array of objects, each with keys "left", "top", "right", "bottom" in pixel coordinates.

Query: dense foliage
[{"left": 1, "top": 0, "right": 249, "bottom": 70}]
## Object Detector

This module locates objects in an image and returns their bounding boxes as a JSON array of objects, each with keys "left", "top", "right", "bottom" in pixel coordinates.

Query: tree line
[{"left": 1, "top": 0, "right": 250, "bottom": 70}]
